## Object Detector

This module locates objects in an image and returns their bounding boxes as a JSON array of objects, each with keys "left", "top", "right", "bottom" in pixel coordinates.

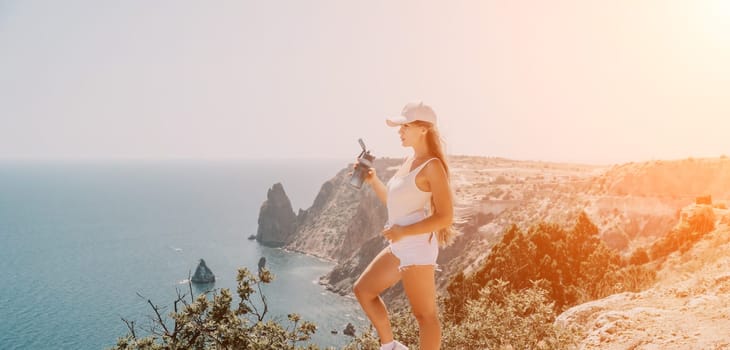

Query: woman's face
[{"left": 398, "top": 122, "right": 427, "bottom": 147}]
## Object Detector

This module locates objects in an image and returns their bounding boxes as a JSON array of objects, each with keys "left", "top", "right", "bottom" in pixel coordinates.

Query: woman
[{"left": 352, "top": 102, "right": 455, "bottom": 350}]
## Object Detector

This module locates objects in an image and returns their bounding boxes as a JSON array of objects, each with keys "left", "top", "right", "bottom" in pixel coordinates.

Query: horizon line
[{"left": 0, "top": 154, "right": 726, "bottom": 166}]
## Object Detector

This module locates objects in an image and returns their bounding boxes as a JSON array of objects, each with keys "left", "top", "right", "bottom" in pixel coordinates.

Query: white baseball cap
[{"left": 386, "top": 101, "right": 438, "bottom": 127}]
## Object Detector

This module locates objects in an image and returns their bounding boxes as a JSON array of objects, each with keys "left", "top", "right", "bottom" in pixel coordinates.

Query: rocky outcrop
[
  {"left": 284, "top": 158, "right": 400, "bottom": 261},
  {"left": 191, "top": 259, "right": 215, "bottom": 284},
  {"left": 343, "top": 322, "right": 356, "bottom": 337},
  {"left": 321, "top": 234, "right": 389, "bottom": 295},
  {"left": 257, "top": 183, "right": 298, "bottom": 247}
]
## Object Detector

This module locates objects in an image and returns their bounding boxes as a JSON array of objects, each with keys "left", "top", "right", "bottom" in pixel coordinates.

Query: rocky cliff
[
  {"left": 281, "top": 158, "right": 401, "bottom": 261},
  {"left": 256, "top": 183, "right": 298, "bottom": 247},
  {"left": 256, "top": 156, "right": 730, "bottom": 303},
  {"left": 254, "top": 158, "right": 401, "bottom": 260}
]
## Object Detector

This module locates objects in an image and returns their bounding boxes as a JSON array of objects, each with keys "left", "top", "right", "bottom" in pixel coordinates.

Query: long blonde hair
[{"left": 412, "top": 120, "right": 456, "bottom": 247}]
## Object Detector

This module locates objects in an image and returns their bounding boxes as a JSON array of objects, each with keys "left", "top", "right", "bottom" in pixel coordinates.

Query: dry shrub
[{"left": 345, "top": 281, "right": 578, "bottom": 350}]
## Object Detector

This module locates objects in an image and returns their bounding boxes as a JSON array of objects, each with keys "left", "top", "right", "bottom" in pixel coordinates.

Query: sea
[{"left": 0, "top": 158, "right": 367, "bottom": 350}]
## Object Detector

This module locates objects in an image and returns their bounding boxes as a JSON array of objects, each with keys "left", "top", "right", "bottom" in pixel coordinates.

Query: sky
[{"left": 1, "top": 0, "right": 729, "bottom": 164}]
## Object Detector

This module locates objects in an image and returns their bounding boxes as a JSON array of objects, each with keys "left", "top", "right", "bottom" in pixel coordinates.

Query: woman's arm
[
  {"left": 382, "top": 159, "right": 453, "bottom": 241},
  {"left": 365, "top": 167, "right": 388, "bottom": 205},
  {"left": 349, "top": 162, "right": 388, "bottom": 204}
]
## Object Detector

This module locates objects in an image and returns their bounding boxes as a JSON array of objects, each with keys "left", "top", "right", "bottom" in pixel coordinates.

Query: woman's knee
[
  {"left": 412, "top": 309, "right": 439, "bottom": 325},
  {"left": 352, "top": 280, "right": 372, "bottom": 299}
]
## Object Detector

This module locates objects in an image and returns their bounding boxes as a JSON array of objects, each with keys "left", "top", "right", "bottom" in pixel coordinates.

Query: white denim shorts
[{"left": 389, "top": 232, "right": 439, "bottom": 271}]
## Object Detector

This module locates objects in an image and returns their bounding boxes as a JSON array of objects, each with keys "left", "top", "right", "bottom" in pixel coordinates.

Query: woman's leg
[
  {"left": 353, "top": 246, "right": 402, "bottom": 344},
  {"left": 401, "top": 265, "right": 440, "bottom": 350}
]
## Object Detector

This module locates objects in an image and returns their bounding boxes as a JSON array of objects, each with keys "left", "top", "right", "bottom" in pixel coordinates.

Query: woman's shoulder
[
  {"left": 425, "top": 155, "right": 444, "bottom": 166},
  {"left": 422, "top": 157, "right": 446, "bottom": 175}
]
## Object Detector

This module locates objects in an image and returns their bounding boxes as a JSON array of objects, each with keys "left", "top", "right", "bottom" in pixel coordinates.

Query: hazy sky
[{"left": 2, "top": 1, "right": 728, "bottom": 164}]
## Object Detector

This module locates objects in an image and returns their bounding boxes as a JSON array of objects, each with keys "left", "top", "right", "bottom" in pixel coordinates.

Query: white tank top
[{"left": 385, "top": 157, "right": 438, "bottom": 227}]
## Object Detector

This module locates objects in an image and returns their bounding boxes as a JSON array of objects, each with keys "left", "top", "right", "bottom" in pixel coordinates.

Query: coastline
[
  {"left": 274, "top": 246, "right": 355, "bottom": 297},
  {"left": 278, "top": 246, "right": 338, "bottom": 264}
]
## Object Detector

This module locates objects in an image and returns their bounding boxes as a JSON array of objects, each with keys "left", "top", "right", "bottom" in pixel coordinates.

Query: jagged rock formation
[
  {"left": 256, "top": 183, "right": 298, "bottom": 247},
  {"left": 557, "top": 204, "right": 730, "bottom": 349},
  {"left": 191, "top": 259, "right": 215, "bottom": 284},
  {"left": 284, "top": 158, "right": 400, "bottom": 261}
]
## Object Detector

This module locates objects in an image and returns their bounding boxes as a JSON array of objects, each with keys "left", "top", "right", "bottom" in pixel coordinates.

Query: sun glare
[{"left": 698, "top": 0, "right": 730, "bottom": 47}]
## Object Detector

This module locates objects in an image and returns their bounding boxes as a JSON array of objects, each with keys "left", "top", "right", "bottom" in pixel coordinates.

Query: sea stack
[
  {"left": 343, "top": 322, "right": 356, "bottom": 336},
  {"left": 256, "top": 183, "right": 298, "bottom": 247},
  {"left": 191, "top": 259, "right": 215, "bottom": 284}
]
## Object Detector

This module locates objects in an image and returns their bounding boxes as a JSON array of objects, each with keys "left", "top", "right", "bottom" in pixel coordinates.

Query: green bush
[
  {"left": 346, "top": 281, "right": 577, "bottom": 350},
  {"left": 446, "top": 213, "right": 656, "bottom": 315},
  {"left": 444, "top": 280, "right": 576, "bottom": 350},
  {"left": 110, "top": 268, "right": 321, "bottom": 350}
]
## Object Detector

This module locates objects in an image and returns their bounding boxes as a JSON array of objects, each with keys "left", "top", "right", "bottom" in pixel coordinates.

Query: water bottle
[{"left": 349, "top": 138, "right": 375, "bottom": 189}]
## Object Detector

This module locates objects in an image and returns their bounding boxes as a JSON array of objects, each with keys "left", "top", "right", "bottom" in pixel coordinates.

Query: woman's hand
[
  {"left": 363, "top": 167, "right": 376, "bottom": 185},
  {"left": 382, "top": 224, "right": 405, "bottom": 243},
  {"left": 347, "top": 161, "right": 377, "bottom": 186}
]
